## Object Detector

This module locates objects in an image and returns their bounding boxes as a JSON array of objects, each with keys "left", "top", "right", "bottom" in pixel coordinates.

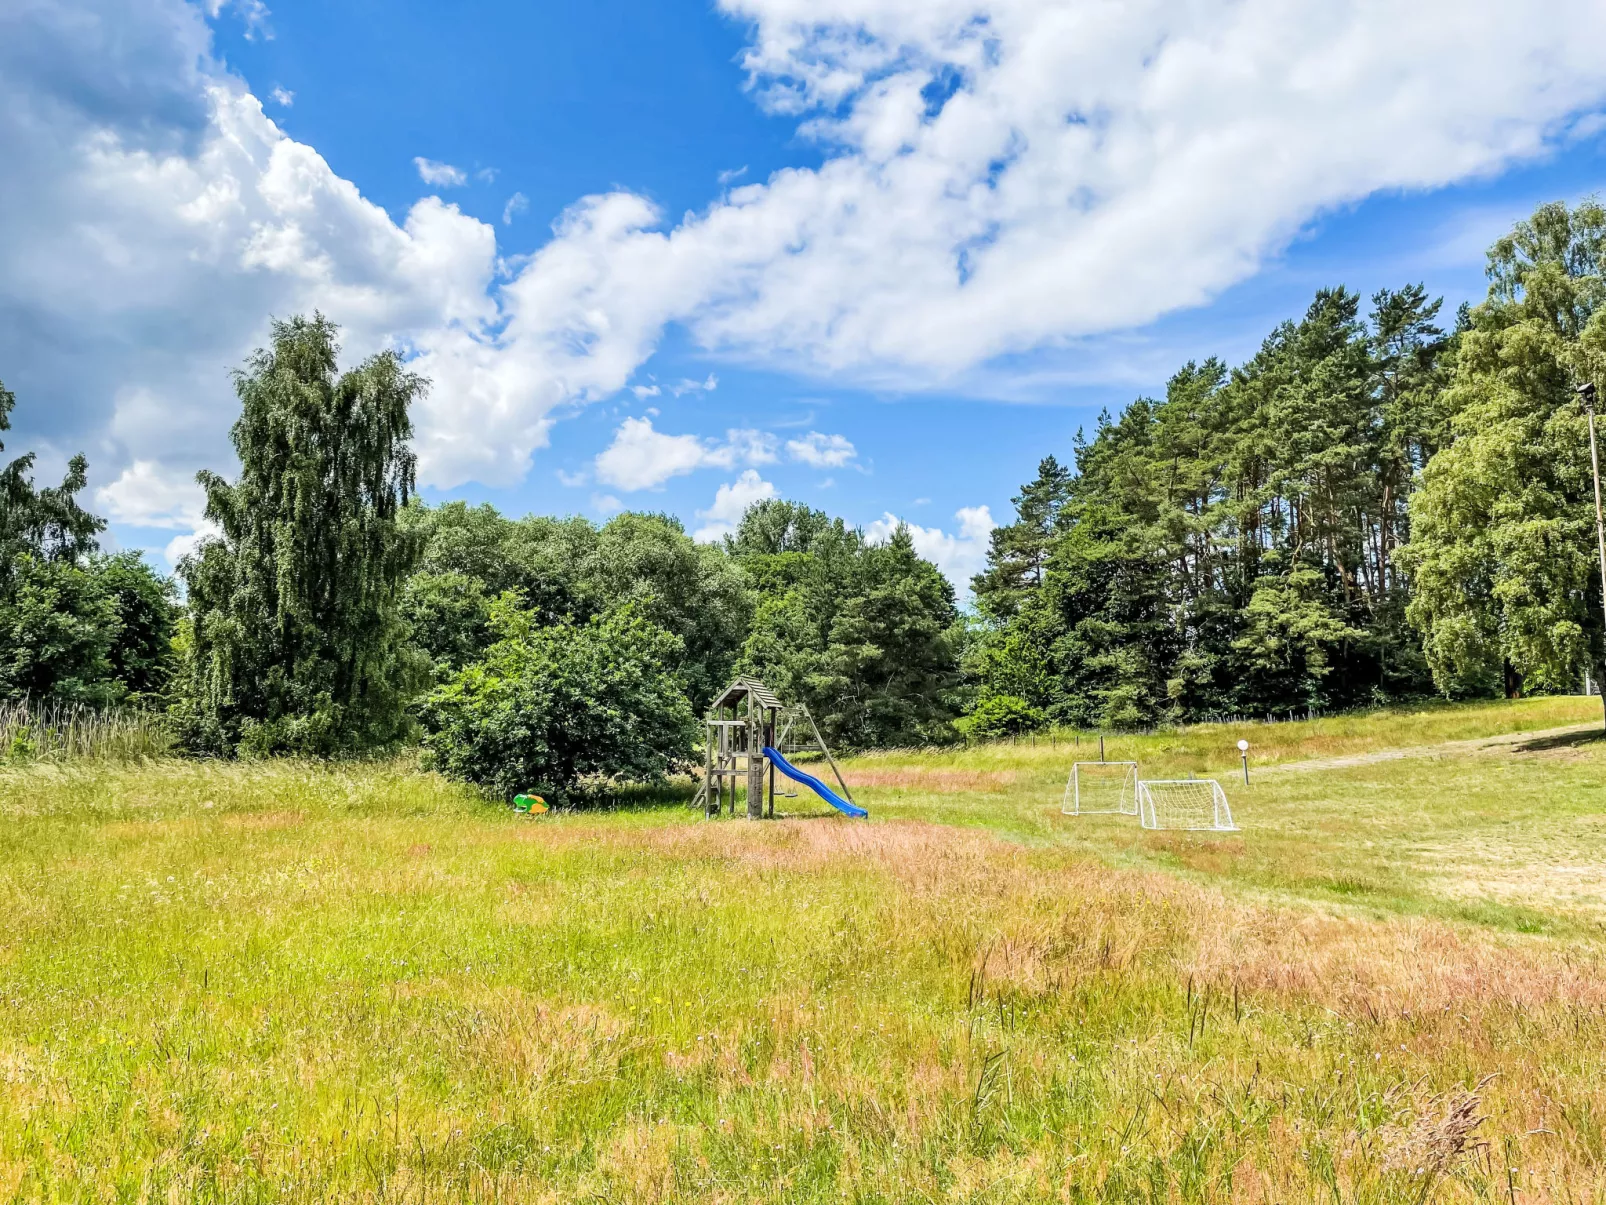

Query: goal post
[
  {"left": 1137, "top": 779, "right": 1237, "bottom": 832},
  {"left": 1062, "top": 761, "right": 1138, "bottom": 816}
]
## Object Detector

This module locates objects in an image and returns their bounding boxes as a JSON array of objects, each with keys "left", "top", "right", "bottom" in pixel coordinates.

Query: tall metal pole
[{"left": 1578, "top": 382, "right": 1606, "bottom": 730}]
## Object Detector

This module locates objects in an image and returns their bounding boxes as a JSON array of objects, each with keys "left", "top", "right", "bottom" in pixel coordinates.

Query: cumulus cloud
[
  {"left": 268, "top": 85, "right": 292, "bottom": 107},
  {"left": 413, "top": 156, "right": 467, "bottom": 187},
  {"left": 502, "top": 191, "right": 528, "bottom": 224},
  {"left": 0, "top": 0, "right": 693, "bottom": 498},
  {"left": 164, "top": 521, "right": 221, "bottom": 566},
  {"left": 594, "top": 417, "right": 777, "bottom": 491},
  {"left": 7, "top": 0, "right": 1606, "bottom": 552},
  {"left": 786, "top": 431, "right": 856, "bottom": 468},
  {"left": 96, "top": 459, "right": 206, "bottom": 529},
  {"left": 97, "top": 458, "right": 228, "bottom": 567},
  {"left": 865, "top": 505, "right": 994, "bottom": 590},
  {"left": 694, "top": 470, "right": 777, "bottom": 542},
  {"left": 648, "top": 0, "right": 1606, "bottom": 377}
]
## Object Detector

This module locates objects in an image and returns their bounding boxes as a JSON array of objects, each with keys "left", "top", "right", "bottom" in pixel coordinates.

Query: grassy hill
[{"left": 1, "top": 697, "right": 1603, "bottom": 1202}]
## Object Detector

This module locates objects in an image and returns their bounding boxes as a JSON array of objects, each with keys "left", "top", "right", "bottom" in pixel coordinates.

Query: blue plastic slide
[{"left": 763, "top": 746, "right": 868, "bottom": 818}]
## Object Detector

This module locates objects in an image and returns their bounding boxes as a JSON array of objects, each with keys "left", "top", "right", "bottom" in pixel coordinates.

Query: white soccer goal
[
  {"left": 1137, "top": 779, "right": 1237, "bottom": 831},
  {"left": 1062, "top": 761, "right": 1138, "bottom": 816}
]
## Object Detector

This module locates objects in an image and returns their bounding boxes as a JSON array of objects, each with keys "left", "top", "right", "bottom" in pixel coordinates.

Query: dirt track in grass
[{"left": 1253, "top": 721, "right": 1603, "bottom": 774}]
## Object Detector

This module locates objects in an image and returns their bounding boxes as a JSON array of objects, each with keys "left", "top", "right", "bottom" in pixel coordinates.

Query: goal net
[
  {"left": 1137, "top": 779, "right": 1237, "bottom": 831},
  {"left": 1062, "top": 761, "right": 1138, "bottom": 816}
]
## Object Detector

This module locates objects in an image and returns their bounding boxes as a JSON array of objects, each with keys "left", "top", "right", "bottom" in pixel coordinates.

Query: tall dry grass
[
  {"left": 1, "top": 739, "right": 1604, "bottom": 1202},
  {"left": 0, "top": 698, "right": 173, "bottom": 763}
]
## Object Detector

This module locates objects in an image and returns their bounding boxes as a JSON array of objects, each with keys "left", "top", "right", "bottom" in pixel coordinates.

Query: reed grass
[{"left": 0, "top": 698, "right": 174, "bottom": 764}]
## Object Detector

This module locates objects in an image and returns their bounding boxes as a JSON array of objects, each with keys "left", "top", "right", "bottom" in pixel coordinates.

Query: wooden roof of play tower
[{"left": 709, "top": 676, "right": 783, "bottom": 712}]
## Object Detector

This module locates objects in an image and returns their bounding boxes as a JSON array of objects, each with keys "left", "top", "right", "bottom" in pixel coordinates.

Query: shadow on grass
[
  {"left": 537, "top": 778, "right": 700, "bottom": 815},
  {"left": 1512, "top": 728, "right": 1606, "bottom": 754}
]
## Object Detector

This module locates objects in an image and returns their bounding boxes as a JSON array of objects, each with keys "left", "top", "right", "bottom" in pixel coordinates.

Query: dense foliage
[
  {"left": 177, "top": 316, "right": 429, "bottom": 755},
  {"left": 402, "top": 498, "right": 959, "bottom": 791},
  {"left": 0, "top": 382, "right": 176, "bottom": 707},
  {"left": 970, "top": 284, "right": 1455, "bottom": 727},
  {"left": 400, "top": 503, "right": 750, "bottom": 712},
  {"left": 1402, "top": 201, "right": 1606, "bottom": 703},
  {"left": 730, "top": 501, "right": 960, "bottom": 747},
  {"left": 417, "top": 599, "right": 697, "bottom": 801}
]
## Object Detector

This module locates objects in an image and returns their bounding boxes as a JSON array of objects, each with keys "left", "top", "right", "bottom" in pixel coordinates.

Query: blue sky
[{"left": 5, "top": 0, "right": 1606, "bottom": 588}]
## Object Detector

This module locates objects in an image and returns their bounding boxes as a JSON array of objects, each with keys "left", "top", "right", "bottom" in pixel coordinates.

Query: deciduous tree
[{"left": 178, "top": 315, "right": 428, "bottom": 754}]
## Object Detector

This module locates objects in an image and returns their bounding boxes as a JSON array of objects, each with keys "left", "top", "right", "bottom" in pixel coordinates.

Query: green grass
[
  {"left": 1, "top": 698, "right": 1605, "bottom": 1201},
  {"left": 847, "top": 695, "right": 1606, "bottom": 933}
]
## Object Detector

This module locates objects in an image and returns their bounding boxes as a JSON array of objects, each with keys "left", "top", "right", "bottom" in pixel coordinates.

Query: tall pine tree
[{"left": 972, "top": 455, "right": 1073, "bottom": 619}]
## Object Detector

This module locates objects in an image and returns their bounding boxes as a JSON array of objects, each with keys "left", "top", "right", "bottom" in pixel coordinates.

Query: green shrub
[
  {"left": 417, "top": 598, "right": 696, "bottom": 803},
  {"left": 957, "top": 693, "right": 1045, "bottom": 740}
]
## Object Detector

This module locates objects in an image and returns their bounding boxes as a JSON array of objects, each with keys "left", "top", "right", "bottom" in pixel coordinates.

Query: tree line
[
  {"left": 4, "top": 199, "right": 1603, "bottom": 794},
  {"left": 0, "top": 315, "right": 960, "bottom": 797},
  {"left": 967, "top": 199, "right": 1606, "bottom": 735}
]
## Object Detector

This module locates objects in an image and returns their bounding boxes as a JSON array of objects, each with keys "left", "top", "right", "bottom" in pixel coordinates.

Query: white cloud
[
  {"left": 413, "top": 157, "right": 467, "bottom": 187},
  {"left": 164, "top": 521, "right": 221, "bottom": 567},
  {"left": 268, "top": 85, "right": 293, "bottom": 107},
  {"left": 96, "top": 459, "right": 223, "bottom": 567},
  {"left": 95, "top": 459, "right": 206, "bottom": 529},
  {"left": 502, "top": 191, "right": 528, "bottom": 224},
  {"left": 555, "top": 468, "right": 588, "bottom": 487},
  {"left": 866, "top": 505, "right": 994, "bottom": 590},
  {"left": 203, "top": 0, "right": 270, "bottom": 39},
  {"left": 0, "top": 0, "right": 685, "bottom": 497},
  {"left": 642, "top": 0, "right": 1606, "bottom": 378},
  {"left": 694, "top": 470, "right": 776, "bottom": 542},
  {"left": 786, "top": 431, "right": 856, "bottom": 468},
  {"left": 630, "top": 383, "right": 661, "bottom": 400},
  {"left": 591, "top": 492, "right": 622, "bottom": 515},
  {"left": 669, "top": 374, "right": 718, "bottom": 396},
  {"left": 594, "top": 416, "right": 777, "bottom": 491}
]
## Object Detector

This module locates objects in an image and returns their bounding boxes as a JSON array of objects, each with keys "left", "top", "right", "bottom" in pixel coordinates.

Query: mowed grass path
[
  {"left": 1, "top": 699, "right": 1604, "bottom": 1202},
  {"left": 848, "top": 695, "right": 1606, "bottom": 933}
]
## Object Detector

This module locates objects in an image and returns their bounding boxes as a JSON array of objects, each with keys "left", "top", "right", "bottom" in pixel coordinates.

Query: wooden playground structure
[{"left": 692, "top": 676, "right": 862, "bottom": 819}]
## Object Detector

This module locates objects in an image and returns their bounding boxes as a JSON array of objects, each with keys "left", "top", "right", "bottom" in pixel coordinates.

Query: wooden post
[
  {"left": 803, "top": 708, "right": 857, "bottom": 806},
  {"left": 766, "top": 709, "right": 776, "bottom": 818},
  {"left": 722, "top": 711, "right": 733, "bottom": 816},
  {"left": 704, "top": 718, "right": 715, "bottom": 816},
  {"left": 747, "top": 695, "right": 765, "bottom": 819}
]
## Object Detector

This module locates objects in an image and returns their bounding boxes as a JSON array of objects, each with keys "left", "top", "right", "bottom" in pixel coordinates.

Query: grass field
[{"left": 2, "top": 697, "right": 1605, "bottom": 1202}]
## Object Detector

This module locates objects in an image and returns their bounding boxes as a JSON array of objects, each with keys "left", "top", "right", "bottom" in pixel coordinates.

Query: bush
[
  {"left": 0, "top": 556, "right": 121, "bottom": 705},
  {"left": 957, "top": 694, "right": 1045, "bottom": 741},
  {"left": 417, "top": 598, "right": 696, "bottom": 803}
]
